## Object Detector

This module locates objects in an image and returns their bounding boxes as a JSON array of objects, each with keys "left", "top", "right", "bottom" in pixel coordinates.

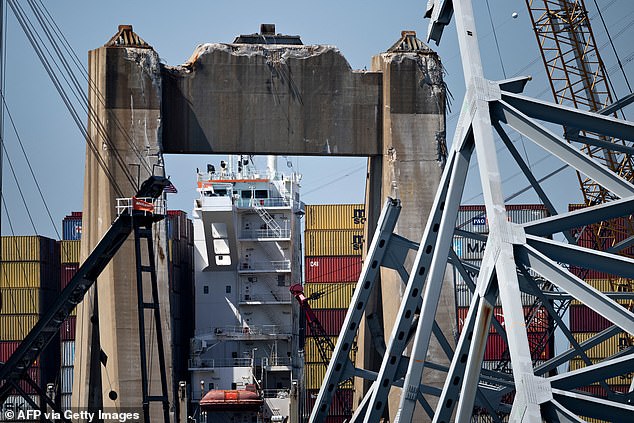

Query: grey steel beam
[
  {"left": 454, "top": 244, "right": 499, "bottom": 422},
  {"left": 551, "top": 388, "right": 634, "bottom": 421},
  {"left": 385, "top": 139, "right": 473, "bottom": 422},
  {"left": 356, "top": 134, "right": 472, "bottom": 422},
  {"left": 566, "top": 132, "right": 634, "bottom": 156},
  {"left": 499, "top": 91, "right": 634, "bottom": 142},
  {"left": 494, "top": 121, "right": 567, "bottom": 242},
  {"left": 523, "top": 196, "right": 634, "bottom": 238},
  {"left": 309, "top": 198, "right": 402, "bottom": 422},
  {"left": 540, "top": 399, "right": 586, "bottom": 423},
  {"left": 525, "top": 235, "right": 634, "bottom": 280},
  {"left": 549, "top": 353, "right": 634, "bottom": 390},
  {"left": 493, "top": 99, "right": 634, "bottom": 198},
  {"left": 518, "top": 242, "right": 634, "bottom": 334}
]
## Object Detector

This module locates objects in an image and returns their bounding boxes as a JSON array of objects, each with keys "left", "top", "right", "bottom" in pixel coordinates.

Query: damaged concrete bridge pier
[{"left": 73, "top": 24, "right": 450, "bottom": 422}]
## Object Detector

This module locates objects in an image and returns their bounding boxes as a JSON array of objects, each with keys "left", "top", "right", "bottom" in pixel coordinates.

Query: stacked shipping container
[
  {"left": 1, "top": 236, "right": 60, "bottom": 416},
  {"left": 453, "top": 205, "right": 552, "bottom": 373},
  {"left": 56, "top": 211, "right": 195, "bottom": 412},
  {"left": 303, "top": 204, "right": 365, "bottom": 421},
  {"left": 566, "top": 204, "right": 633, "bottom": 398}
]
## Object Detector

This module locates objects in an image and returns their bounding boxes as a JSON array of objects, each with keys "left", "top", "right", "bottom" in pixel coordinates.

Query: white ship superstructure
[{"left": 189, "top": 155, "right": 303, "bottom": 423}]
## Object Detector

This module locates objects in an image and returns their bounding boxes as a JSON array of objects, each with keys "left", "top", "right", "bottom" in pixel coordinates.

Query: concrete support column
[
  {"left": 72, "top": 28, "right": 174, "bottom": 422},
  {"left": 368, "top": 37, "right": 453, "bottom": 422}
]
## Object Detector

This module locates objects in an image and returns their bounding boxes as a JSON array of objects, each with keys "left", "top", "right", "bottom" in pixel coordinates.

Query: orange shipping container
[
  {"left": 305, "top": 230, "right": 364, "bottom": 257},
  {"left": 305, "top": 204, "right": 366, "bottom": 231}
]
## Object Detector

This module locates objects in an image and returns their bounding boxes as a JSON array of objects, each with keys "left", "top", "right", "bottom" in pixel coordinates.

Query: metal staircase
[{"left": 252, "top": 201, "right": 283, "bottom": 238}]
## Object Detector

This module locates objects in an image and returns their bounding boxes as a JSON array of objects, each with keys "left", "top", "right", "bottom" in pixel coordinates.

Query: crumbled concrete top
[{"left": 167, "top": 43, "right": 347, "bottom": 73}]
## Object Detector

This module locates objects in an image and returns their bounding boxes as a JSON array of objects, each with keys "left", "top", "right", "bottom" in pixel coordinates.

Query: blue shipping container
[{"left": 62, "top": 217, "right": 82, "bottom": 241}]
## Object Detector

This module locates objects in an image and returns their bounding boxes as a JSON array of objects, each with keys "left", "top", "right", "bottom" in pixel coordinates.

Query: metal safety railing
[
  {"left": 239, "top": 260, "right": 291, "bottom": 272},
  {"left": 116, "top": 197, "right": 166, "bottom": 216}
]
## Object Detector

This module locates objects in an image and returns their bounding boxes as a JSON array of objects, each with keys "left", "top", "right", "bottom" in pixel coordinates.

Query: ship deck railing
[
  {"left": 236, "top": 197, "right": 290, "bottom": 208},
  {"left": 261, "top": 389, "right": 291, "bottom": 399},
  {"left": 239, "top": 260, "right": 291, "bottom": 272},
  {"left": 262, "top": 356, "right": 292, "bottom": 368},
  {"left": 239, "top": 228, "right": 291, "bottom": 239},
  {"left": 194, "top": 324, "right": 293, "bottom": 338},
  {"left": 188, "top": 357, "right": 253, "bottom": 369},
  {"left": 240, "top": 292, "right": 292, "bottom": 304}
]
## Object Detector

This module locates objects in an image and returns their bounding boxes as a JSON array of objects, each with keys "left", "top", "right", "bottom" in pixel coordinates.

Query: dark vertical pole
[
  {"left": 144, "top": 221, "right": 171, "bottom": 422},
  {"left": 133, "top": 223, "right": 151, "bottom": 423}
]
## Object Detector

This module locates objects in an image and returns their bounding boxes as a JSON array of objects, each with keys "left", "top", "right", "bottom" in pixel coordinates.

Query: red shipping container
[
  {"left": 0, "top": 341, "right": 21, "bottom": 362},
  {"left": 484, "top": 332, "right": 550, "bottom": 361},
  {"left": 306, "top": 309, "right": 347, "bottom": 336},
  {"left": 15, "top": 367, "right": 40, "bottom": 394},
  {"left": 569, "top": 305, "right": 612, "bottom": 333},
  {"left": 305, "top": 256, "right": 362, "bottom": 283},
  {"left": 578, "top": 384, "right": 630, "bottom": 397},
  {"left": 456, "top": 306, "right": 549, "bottom": 334},
  {"left": 60, "top": 316, "right": 76, "bottom": 341},
  {"left": 61, "top": 263, "right": 79, "bottom": 290},
  {"left": 305, "top": 388, "right": 353, "bottom": 417}
]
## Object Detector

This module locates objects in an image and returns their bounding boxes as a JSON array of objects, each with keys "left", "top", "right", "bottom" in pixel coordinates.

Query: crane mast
[{"left": 525, "top": 0, "right": 634, "bottom": 251}]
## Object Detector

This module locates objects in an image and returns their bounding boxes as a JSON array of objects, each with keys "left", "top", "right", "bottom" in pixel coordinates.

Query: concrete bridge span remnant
[{"left": 73, "top": 24, "right": 451, "bottom": 422}]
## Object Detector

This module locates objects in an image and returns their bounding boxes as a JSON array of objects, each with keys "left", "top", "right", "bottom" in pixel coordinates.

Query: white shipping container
[
  {"left": 61, "top": 393, "right": 72, "bottom": 411},
  {"left": 1, "top": 395, "right": 39, "bottom": 415},
  {"left": 60, "top": 341, "right": 75, "bottom": 367},
  {"left": 456, "top": 206, "right": 548, "bottom": 235},
  {"left": 453, "top": 236, "right": 487, "bottom": 261},
  {"left": 61, "top": 366, "right": 74, "bottom": 394}
]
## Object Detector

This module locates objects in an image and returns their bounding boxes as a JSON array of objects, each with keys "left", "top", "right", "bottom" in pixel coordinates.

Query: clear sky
[{"left": 1, "top": 0, "right": 633, "bottom": 239}]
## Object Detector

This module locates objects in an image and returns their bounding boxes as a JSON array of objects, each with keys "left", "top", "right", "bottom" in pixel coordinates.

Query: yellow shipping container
[
  {"left": 305, "top": 336, "right": 337, "bottom": 363},
  {"left": 60, "top": 240, "right": 80, "bottom": 264},
  {"left": 303, "top": 283, "right": 356, "bottom": 309},
  {"left": 0, "top": 262, "right": 42, "bottom": 288},
  {"left": 569, "top": 359, "right": 633, "bottom": 385},
  {"left": 0, "top": 314, "right": 39, "bottom": 341},
  {"left": 305, "top": 204, "right": 366, "bottom": 231},
  {"left": 0, "top": 288, "right": 40, "bottom": 314},
  {"left": 572, "top": 333, "right": 632, "bottom": 360},
  {"left": 1, "top": 236, "right": 53, "bottom": 262},
  {"left": 305, "top": 230, "right": 364, "bottom": 257},
  {"left": 304, "top": 363, "right": 353, "bottom": 390},
  {"left": 570, "top": 279, "right": 632, "bottom": 306}
]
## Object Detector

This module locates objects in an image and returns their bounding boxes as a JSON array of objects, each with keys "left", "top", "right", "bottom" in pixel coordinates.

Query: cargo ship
[{"left": 188, "top": 156, "right": 303, "bottom": 423}]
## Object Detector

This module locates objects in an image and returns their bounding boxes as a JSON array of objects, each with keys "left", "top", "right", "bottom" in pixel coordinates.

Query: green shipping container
[
  {"left": 305, "top": 230, "right": 364, "bottom": 257},
  {"left": 303, "top": 283, "right": 356, "bottom": 309},
  {"left": 305, "top": 204, "right": 366, "bottom": 231}
]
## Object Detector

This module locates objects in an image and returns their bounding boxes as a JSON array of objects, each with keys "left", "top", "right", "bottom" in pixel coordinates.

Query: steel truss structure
[{"left": 309, "top": 0, "right": 634, "bottom": 421}]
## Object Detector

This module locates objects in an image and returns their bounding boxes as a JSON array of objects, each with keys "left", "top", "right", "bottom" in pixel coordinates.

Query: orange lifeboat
[{"left": 200, "top": 385, "right": 263, "bottom": 412}]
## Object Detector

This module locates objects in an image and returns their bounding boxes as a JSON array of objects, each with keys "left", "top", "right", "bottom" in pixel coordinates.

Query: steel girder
[{"left": 309, "top": 0, "right": 634, "bottom": 421}]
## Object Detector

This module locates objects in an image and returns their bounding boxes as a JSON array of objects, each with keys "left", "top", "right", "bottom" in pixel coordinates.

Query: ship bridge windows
[
  {"left": 240, "top": 189, "right": 269, "bottom": 199},
  {"left": 211, "top": 222, "right": 231, "bottom": 266}
]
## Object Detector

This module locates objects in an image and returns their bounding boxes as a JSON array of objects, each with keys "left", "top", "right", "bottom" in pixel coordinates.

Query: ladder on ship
[{"left": 252, "top": 198, "right": 283, "bottom": 238}]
